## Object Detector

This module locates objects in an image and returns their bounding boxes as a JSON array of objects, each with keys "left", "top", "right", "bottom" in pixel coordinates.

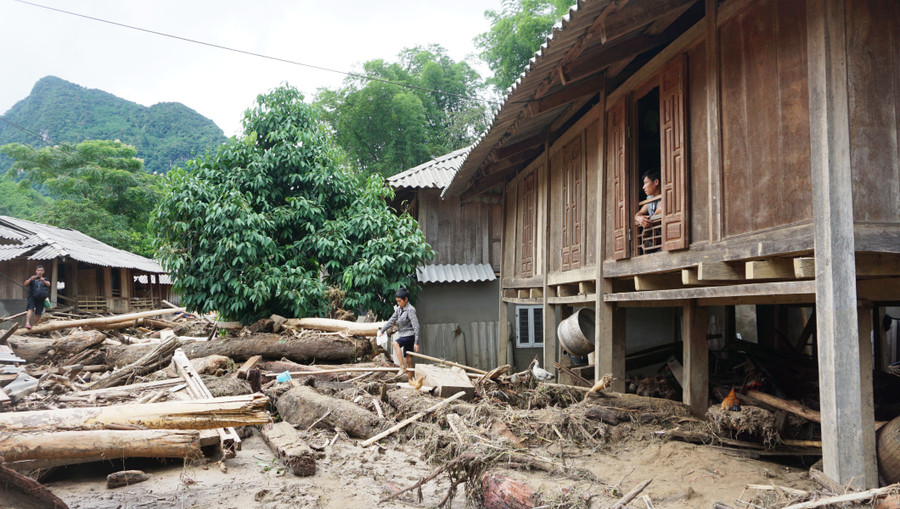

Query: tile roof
[
  {"left": 416, "top": 263, "right": 497, "bottom": 284},
  {"left": 0, "top": 216, "right": 164, "bottom": 273},
  {"left": 387, "top": 145, "right": 473, "bottom": 190}
]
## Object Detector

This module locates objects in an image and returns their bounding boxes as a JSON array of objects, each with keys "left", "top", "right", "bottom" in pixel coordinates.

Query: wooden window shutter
[
  {"left": 569, "top": 137, "right": 583, "bottom": 269},
  {"left": 561, "top": 151, "right": 571, "bottom": 270},
  {"left": 520, "top": 172, "right": 535, "bottom": 277},
  {"left": 608, "top": 98, "right": 629, "bottom": 260},
  {"left": 660, "top": 55, "right": 689, "bottom": 251}
]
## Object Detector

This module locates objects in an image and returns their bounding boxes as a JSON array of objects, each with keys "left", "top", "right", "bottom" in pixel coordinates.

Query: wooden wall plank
[
  {"left": 846, "top": 0, "right": 900, "bottom": 224},
  {"left": 705, "top": 0, "right": 723, "bottom": 243},
  {"left": 688, "top": 39, "right": 710, "bottom": 244}
]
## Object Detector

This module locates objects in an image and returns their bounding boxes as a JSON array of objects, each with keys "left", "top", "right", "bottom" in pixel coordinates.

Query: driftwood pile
[{"left": 2, "top": 307, "right": 897, "bottom": 508}]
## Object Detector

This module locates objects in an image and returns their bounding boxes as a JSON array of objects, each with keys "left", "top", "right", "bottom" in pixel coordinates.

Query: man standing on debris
[
  {"left": 378, "top": 288, "right": 420, "bottom": 381},
  {"left": 24, "top": 265, "right": 50, "bottom": 329}
]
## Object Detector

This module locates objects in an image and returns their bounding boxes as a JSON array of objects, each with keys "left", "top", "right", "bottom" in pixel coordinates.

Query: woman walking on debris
[{"left": 378, "top": 288, "right": 420, "bottom": 381}]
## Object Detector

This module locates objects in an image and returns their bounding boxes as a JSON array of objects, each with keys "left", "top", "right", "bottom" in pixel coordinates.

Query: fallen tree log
[
  {"left": 21, "top": 308, "right": 186, "bottom": 335},
  {"left": 0, "top": 457, "right": 69, "bottom": 509},
  {"left": 277, "top": 385, "right": 381, "bottom": 438},
  {"left": 0, "top": 429, "right": 201, "bottom": 463},
  {"left": 91, "top": 336, "right": 179, "bottom": 389},
  {"left": 181, "top": 333, "right": 369, "bottom": 364},
  {"left": 0, "top": 394, "right": 269, "bottom": 432},
  {"left": 8, "top": 330, "right": 105, "bottom": 364},
  {"left": 741, "top": 390, "right": 888, "bottom": 430},
  {"left": 285, "top": 317, "right": 385, "bottom": 337},
  {"left": 260, "top": 422, "right": 316, "bottom": 476}
]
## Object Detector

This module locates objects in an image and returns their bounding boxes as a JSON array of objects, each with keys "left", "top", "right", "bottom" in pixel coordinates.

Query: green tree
[
  {"left": 152, "top": 85, "right": 433, "bottom": 323},
  {"left": 476, "top": 0, "right": 574, "bottom": 92},
  {"left": 0, "top": 140, "right": 161, "bottom": 255},
  {"left": 315, "top": 45, "right": 488, "bottom": 178},
  {"left": 0, "top": 180, "right": 49, "bottom": 220}
]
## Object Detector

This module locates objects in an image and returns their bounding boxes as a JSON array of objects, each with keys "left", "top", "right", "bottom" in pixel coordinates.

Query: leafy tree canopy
[
  {"left": 476, "top": 0, "right": 574, "bottom": 92},
  {"left": 153, "top": 85, "right": 434, "bottom": 323},
  {"left": 315, "top": 45, "right": 489, "bottom": 178},
  {"left": 0, "top": 139, "right": 161, "bottom": 256}
]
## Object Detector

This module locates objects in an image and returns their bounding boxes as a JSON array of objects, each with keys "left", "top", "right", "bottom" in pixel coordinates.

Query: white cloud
[{"left": 0, "top": 0, "right": 500, "bottom": 136}]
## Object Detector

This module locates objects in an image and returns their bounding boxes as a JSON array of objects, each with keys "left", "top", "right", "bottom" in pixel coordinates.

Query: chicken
[
  {"left": 411, "top": 375, "right": 425, "bottom": 391},
  {"left": 532, "top": 361, "right": 555, "bottom": 381},
  {"left": 589, "top": 373, "right": 615, "bottom": 394},
  {"left": 721, "top": 388, "right": 741, "bottom": 411}
]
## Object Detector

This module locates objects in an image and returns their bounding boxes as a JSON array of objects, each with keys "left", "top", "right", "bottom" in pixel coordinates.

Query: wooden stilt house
[
  {"left": 444, "top": 0, "right": 900, "bottom": 490},
  {"left": 0, "top": 216, "right": 168, "bottom": 317}
]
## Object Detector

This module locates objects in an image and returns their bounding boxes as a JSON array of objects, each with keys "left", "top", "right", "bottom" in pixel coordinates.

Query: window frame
[{"left": 515, "top": 305, "right": 544, "bottom": 348}]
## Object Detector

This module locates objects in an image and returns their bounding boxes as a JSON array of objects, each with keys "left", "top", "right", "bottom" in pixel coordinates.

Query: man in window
[{"left": 634, "top": 171, "right": 661, "bottom": 228}]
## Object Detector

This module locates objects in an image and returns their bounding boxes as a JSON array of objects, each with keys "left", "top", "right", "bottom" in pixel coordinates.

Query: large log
[
  {"left": 21, "top": 308, "right": 186, "bottom": 335},
  {"left": 0, "top": 429, "right": 201, "bottom": 463},
  {"left": 181, "top": 333, "right": 369, "bottom": 363},
  {"left": 260, "top": 422, "right": 316, "bottom": 476},
  {"left": 276, "top": 385, "right": 380, "bottom": 438},
  {"left": 0, "top": 394, "right": 269, "bottom": 432},
  {"left": 285, "top": 317, "right": 385, "bottom": 337},
  {"left": 8, "top": 330, "right": 106, "bottom": 363},
  {"left": 0, "top": 458, "right": 69, "bottom": 509},
  {"left": 91, "top": 336, "right": 179, "bottom": 389}
]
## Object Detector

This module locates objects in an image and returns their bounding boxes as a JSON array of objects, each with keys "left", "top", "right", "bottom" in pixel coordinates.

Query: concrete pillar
[{"left": 807, "top": 0, "right": 877, "bottom": 488}]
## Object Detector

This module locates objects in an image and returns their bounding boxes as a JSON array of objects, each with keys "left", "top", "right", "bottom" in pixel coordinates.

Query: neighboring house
[
  {"left": 387, "top": 147, "right": 502, "bottom": 371},
  {"left": 444, "top": 0, "right": 899, "bottom": 489},
  {"left": 0, "top": 216, "right": 168, "bottom": 317}
]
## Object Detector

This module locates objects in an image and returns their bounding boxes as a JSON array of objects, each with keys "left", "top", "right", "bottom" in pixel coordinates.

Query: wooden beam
[
  {"left": 856, "top": 278, "right": 900, "bottom": 302},
  {"left": 605, "top": 280, "right": 815, "bottom": 302},
  {"left": 529, "top": 74, "right": 605, "bottom": 116},
  {"left": 600, "top": 0, "right": 697, "bottom": 43},
  {"left": 633, "top": 273, "right": 683, "bottom": 291},
  {"left": 807, "top": 0, "right": 876, "bottom": 489},
  {"left": 794, "top": 257, "right": 816, "bottom": 278},
  {"left": 706, "top": 0, "right": 724, "bottom": 243},
  {"left": 495, "top": 132, "right": 545, "bottom": 160},
  {"left": 683, "top": 302, "right": 709, "bottom": 416},
  {"left": 563, "top": 34, "right": 664, "bottom": 83},
  {"left": 697, "top": 261, "right": 744, "bottom": 280},
  {"left": 856, "top": 253, "right": 900, "bottom": 277},
  {"left": 556, "top": 284, "right": 578, "bottom": 297},
  {"left": 746, "top": 259, "right": 795, "bottom": 280},
  {"left": 529, "top": 288, "right": 543, "bottom": 299}
]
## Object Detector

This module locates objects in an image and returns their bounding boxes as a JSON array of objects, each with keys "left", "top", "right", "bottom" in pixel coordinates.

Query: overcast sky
[{"left": 0, "top": 0, "right": 503, "bottom": 136}]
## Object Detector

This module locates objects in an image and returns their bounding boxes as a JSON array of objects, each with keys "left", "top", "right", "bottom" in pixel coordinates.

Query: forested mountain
[{"left": 0, "top": 76, "right": 226, "bottom": 174}]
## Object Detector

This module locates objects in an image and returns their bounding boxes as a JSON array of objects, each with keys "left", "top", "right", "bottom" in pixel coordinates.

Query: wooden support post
[
  {"left": 807, "top": 0, "right": 876, "bottom": 488},
  {"left": 682, "top": 302, "right": 708, "bottom": 416},
  {"left": 498, "top": 297, "right": 509, "bottom": 366},
  {"left": 70, "top": 260, "right": 78, "bottom": 310},
  {"left": 120, "top": 268, "right": 131, "bottom": 299},
  {"left": 50, "top": 258, "right": 58, "bottom": 308},
  {"left": 705, "top": 0, "right": 724, "bottom": 243},
  {"left": 103, "top": 266, "right": 113, "bottom": 299},
  {"left": 598, "top": 306, "right": 626, "bottom": 392},
  {"left": 541, "top": 136, "right": 555, "bottom": 376}
]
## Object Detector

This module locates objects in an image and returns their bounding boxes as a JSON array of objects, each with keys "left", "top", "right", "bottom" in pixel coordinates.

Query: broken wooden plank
[
  {"left": 414, "top": 364, "right": 475, "bottom": 401},
  {"left": 233, "top": 355, "right": 262, "bottom": 379},
  {"left": 90, "top": 336, "right": 178, "bottom": 389},
  {"left": 405, "top": 351, "right": 488, "bottom": 375},
  {"left": 0, "top": 394, "right": 269, "bottom": 432},
  {"left": 361, "top": 391, "right": 465, "bottom": 447},
  {"left": 260, "top": 422, "right": 316, "bottom": 476},
  {"left": 0, "top": 323, "right": 18, "bottom": 346},
  {"left": 172, "top": 349, "right": 241, "bottom": 456}
]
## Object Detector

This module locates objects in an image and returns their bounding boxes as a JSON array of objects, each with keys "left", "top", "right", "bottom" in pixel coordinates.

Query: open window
[
  {"left": 610, "top": 55, "right": 689, "bottom": 260},
  {"left": 515, "top": 305, "right": 544, "bottom": 348}
]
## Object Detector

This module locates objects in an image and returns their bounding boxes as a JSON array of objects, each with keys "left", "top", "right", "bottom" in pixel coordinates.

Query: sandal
[{"left": 25, "top": 324, "right": 31, "bottom": 329}]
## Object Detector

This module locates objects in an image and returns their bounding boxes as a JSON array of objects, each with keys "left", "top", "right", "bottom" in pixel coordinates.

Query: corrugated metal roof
[
  {"left": 444, "top": 0, "right": 700, "bottom": 197},
  {"left": 0, "top": 246, "right": 37, "bottom": 262},
  {"left": 387, "top": 145, "right": 472, "bottom": 190},
  {"left": 0, "top": 216, "right": 165, "bottom": 273},
  {"left": 416, "top": 263, "right": 497, "bottom": 284}
]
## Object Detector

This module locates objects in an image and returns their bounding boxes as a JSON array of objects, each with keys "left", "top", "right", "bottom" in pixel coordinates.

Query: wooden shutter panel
[
  {"left": 569, "top": 137, "right": 583, "bottom": 269},
  {"left": 608, "top": 98, "right": 629, "bottom": 260},
  {"left": 561, "top": 154, "right": 571, "bottom": 270},
  {"left": 520, "top": 172, "right": 535, "bottom": 277},
  {"left": 660, "top": 55, "right": 689, "bottom": 251}
]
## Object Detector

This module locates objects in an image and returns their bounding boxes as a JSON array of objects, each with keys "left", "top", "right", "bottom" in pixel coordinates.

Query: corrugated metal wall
[{"left": 420, "top": 321, "right": 499, "bottom": 372}]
